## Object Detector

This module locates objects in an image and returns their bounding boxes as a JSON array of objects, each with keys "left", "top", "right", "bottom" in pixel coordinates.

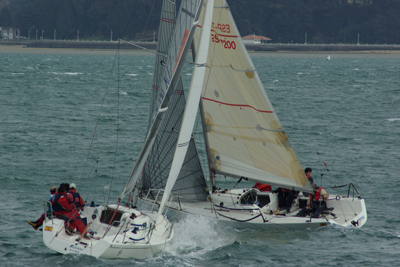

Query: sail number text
[
  {"left": 211, "top": 23, "right": 236, "bottom": 50},
  {"left": 211, "top": 34, "right": 236, "bottom": 50}
]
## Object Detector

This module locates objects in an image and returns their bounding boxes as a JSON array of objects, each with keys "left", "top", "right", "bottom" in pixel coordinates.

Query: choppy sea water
[{"left": 1, "top": 48, "right": 400, "bottom": 266}]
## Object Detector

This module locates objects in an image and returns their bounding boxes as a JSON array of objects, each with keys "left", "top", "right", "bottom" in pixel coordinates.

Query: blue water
[{"left": 1, "top": 48, "right": 400, "bottom": 266}]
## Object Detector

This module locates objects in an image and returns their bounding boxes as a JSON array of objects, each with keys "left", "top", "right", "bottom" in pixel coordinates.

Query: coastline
[{"left": 1, "top": 40, "right": 400, "bottom": 54}]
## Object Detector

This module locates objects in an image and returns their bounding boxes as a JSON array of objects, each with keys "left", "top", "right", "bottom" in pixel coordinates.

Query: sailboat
[
  {"left": 40, "top": 0, "right": 211, "bottom": 259},
  {"left": 327, "top": 55, "right": 331, "bottom": 60},
  {"left": 128, "top": 0, "right": 367, "bottom": 230}
]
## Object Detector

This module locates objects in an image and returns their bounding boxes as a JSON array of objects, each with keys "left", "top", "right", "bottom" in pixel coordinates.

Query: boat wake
[{"left": 165, "top": 215, "right": 235, "bottom": 258}]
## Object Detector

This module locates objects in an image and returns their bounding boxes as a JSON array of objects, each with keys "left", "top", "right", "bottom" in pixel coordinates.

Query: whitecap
[
  {"left": 166, "top": 214, "right": 234, "bottom": 257},
  {"left": 387, "top": 118, "right": 400, "bottom": 121},
  {"left": 273, "top": 80, "right": 279, "bottom": 83},
  {"left": 50, "top": 72, "right": 83, "bottom": 75},
  {"left": 120, "top": 91, "right": 127, "bottom": 95},
  {"left": 64, "top": 72, "right": 83, "bottom": 75},
  {"left": 127, "top": 74, "right": 138, "bottom": 76},
  {"left": 12, "top": 73, "right": 24, "bottom": 75}
]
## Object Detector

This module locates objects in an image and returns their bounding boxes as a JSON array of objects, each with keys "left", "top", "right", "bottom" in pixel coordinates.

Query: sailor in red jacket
[
  {"left": 253, "top": 183, "right": 272, "bottom": 192},
  {"left": 27, "top": 186, "right": 57, "bottom": 230},
  {"left": 51, "top": 185, "right": 87, "bottom": 237},
  {"left": 69, "top": 183, "right": 85, "bottom": 211}
]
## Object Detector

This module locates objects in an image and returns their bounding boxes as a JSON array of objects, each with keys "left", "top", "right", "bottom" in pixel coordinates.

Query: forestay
[{"left": 197, "top": 0, "right": 312, "bottom": 192}]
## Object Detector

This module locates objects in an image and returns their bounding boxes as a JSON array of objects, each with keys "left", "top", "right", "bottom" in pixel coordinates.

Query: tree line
[{"left": 1, "top": 0, "right": 400, "bottom": 44}]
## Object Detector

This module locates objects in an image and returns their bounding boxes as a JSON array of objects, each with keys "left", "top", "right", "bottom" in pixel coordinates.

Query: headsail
[
  {"left": 142, "top": 0, "right": 208, "bottom": 203},
  {"left": 197, "top": 0, "right": 312, "bottom": 192},
  {"left": 157, "top": 0, "right": 215, "bottom": 219},
  {"left": 120, "top": 0, "right": 205, "bottom": 201}
]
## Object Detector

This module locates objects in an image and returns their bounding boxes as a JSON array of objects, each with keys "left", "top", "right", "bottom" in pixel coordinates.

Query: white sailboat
[
  {"left": 42, "top": 204, "right": 173, "bottom": 259},
  {"left": 327, "top": 55, "right": 331, "bottom": 60},
  {"left": 41, "top": 0, "right": 210, "bottom": 259},
  {"left": 132, "top": 0, "right": 367, "bottom": 230}
]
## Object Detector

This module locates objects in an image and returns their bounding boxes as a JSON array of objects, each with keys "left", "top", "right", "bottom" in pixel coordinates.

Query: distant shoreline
[{"left": 1, "top": 39, "right": 400, "bottom": 53}]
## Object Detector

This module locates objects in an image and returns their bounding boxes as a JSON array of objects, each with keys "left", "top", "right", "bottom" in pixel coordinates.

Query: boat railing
[
  {"left": 331, "top": 183, "right": 362, "bottom": 200},
  {"left": 44, "top": 200, "right": 53, "bottom": 222},
  {"left": 347, "top": 183, "right": 362, "bottom": 200},
  {"left": 142, "top": 189, "right": 177, "bottom": 213}
]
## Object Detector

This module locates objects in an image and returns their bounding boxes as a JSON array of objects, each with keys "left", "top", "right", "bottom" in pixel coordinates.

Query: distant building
[
  {"left": 0, "top": 27, "right": 21, "bottom": 39},
  {"left": 242, "top": 35, "right": 271, "bottom": 44}
]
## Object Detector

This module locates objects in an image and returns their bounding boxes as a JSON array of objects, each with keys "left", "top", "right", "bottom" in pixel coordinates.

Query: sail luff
[{"left": 157, "top": 0, "right": 214, "bottom": 219}]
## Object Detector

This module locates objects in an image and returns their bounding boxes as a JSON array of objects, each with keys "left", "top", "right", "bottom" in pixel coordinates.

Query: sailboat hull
[
  {"left": 139, "top": 188, "right": 367, "bottom": 230},
  {"left": 42, "top": 205, "right": 173, "bottom": 259}
]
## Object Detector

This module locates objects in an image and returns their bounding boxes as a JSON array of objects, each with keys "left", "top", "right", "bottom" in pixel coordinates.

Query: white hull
[
  {"left": 139, "top": 188, "right": 367, "bottom": 230},
  {"left": 42, "top": 205, "right": 173, "bottom": 259}
]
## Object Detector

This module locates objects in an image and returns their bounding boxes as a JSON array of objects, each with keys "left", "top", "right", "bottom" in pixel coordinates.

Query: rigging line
[
  {"left": 120, "top": 39, "right": 166, "bottom": 56},
  {"left": 119, "top": 0, "right": 145, "bottom": 39},
  {"left": 139, "top": 0, "right": 158, "bottom": 42},
  {"left": 107, "top": 41, "right": 122, "bottom": 206},
  {"left": 78, "top": 47, "right": 120, "bottom": 190},
  {"left": 84, "top": 159, "right": 99, "bottom": 204}
]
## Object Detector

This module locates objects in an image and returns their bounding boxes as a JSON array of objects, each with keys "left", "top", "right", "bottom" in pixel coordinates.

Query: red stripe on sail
[
  {"left": 197, "top": 25, "right": 239, "bottom": 38},
  {"left": 173, "top": 29, "right": 190, "bottom": 74},
  {"left": 161, "top": 17, "right": 175, "bottom": 24},
  {"left": 202, "top": 97, "right": 274, "bottom": 113},
  {"left": 211, "top": 29, "right": 238, "bottom": 38},
  {"left": 196, "top": 25, "right": 238, "bottom": 38}
]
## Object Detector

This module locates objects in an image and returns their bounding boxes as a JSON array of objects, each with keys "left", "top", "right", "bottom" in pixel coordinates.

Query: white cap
[{"left": 70, "top": 183, "right": 76, "bottom": 189}]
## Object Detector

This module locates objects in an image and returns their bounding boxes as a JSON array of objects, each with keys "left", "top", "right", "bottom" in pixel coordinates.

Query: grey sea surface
[{"left": 1, "top": 48, "right": 400, "bottom": 266}]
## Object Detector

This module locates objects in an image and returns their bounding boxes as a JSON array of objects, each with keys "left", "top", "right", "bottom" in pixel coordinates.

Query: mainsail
[
  {"left": 148, "top": 0, "right": 176, "bottom": 130},
  {"left": 120, "top": 0, "right": 205, "bottom": 201},
  {"left": 197, "top": 0, "right": 312, "bottom": 192}
]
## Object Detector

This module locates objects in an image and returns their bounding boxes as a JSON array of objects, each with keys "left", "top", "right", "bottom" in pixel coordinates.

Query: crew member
[
  {"left": 253, "top": 183, "right": 272, "bottom": 192},
  {"left": 303, "top": 167, "right": 314, "bottom": 197},
  {"left": 296, "top": 183, "right": 329, "bottom": 218},
  {"left": 69, "top": 183, "right": 85, "bottom": 211},
  {"left": 52, "top": 185, "right": 88, "bottom": 238},
  {"left": 27, "top": 186, "right": 57, "bottom": 230}
]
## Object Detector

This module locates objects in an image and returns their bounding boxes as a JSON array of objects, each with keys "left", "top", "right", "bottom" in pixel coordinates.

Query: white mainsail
[{"left": 196, "top": 0, "right": 312, "bottom": 192}]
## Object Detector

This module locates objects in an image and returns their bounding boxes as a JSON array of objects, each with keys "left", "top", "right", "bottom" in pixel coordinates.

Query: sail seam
[{"left": 201, "top": 97, "right": 274, "bottom": 113}]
